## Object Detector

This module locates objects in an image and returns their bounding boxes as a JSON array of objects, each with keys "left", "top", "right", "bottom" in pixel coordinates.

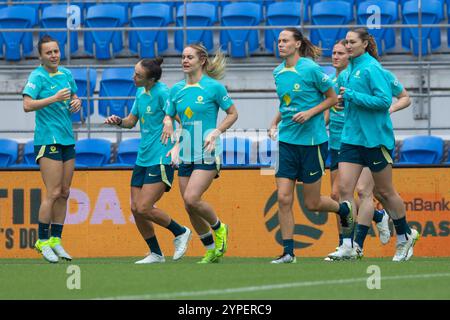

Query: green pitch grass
[{"left": 0, "top": 257, "right": 449, "bottom": 300}]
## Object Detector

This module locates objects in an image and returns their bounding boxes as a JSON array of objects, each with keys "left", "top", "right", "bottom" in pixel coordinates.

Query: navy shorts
[
  {"left": 178, "top": 158, "right": 221, "bottom": 179},
  {"left": 329, "top": 148, "right": 340, "bottom": 172},
  {"left": 275, "top": 141, "right": 328, "bottom": 184},
  {"left": 338, "top": 143, "right": 393, "bottom": 172},
  {"left": 34, "top": 144, "right": 75, "bottom": 164},
  {"left": 131, "top": 164, "right": 174, "bottom": 192}
]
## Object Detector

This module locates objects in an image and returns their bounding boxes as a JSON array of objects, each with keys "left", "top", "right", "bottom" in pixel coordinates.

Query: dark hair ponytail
[
  {"left": 139, "top": 57, "right": 164, "bottom": 81},
  {"left": 350, "top": 28, "right": 379, "bottom": 60},
  {"left": 283, "top": 27, "right": 322, "bottom": 60}
]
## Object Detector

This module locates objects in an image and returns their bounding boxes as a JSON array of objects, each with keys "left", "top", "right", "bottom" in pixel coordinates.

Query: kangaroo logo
[{"left": 264, "top": 184, "right": 328, "bottom": 249}]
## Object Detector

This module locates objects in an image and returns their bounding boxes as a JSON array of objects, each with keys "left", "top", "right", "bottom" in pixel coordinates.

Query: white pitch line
[{"left": 93, "top": 272, "right": 450, "bottom": 300}]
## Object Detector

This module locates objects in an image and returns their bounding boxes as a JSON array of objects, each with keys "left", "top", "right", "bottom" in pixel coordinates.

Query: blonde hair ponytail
[{"left": 187, "top": 44, "right": 227, "bottom": 80}]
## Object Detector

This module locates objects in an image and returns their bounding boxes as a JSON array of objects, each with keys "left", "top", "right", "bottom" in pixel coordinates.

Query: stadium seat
[
  {"left": 0, "top": 139, "right": 19, "bottom": 167},
  {"left": 175, "top": 1, "right": 219, "bottom": 22},
  {"left": 357, "top": 0, "right": 398, "bottom": 55},
  {"left": 116, "top": 138, "right": 140, "bottom": 165},
  {"left": 174, "top": 3, "right": 216, "bottom": 53},
  {"left": 84, "top": 4, "right": 127, "bottom": 60},
  {"left": 68, "top": 68, "right": 97, "bottom": 123},
  {"left": 75, "top": 138, "right": 111, "bottom": 167},
  {"left": 220, "top": 2, "right": 262, "bottom": 58},
  {"left": 265, "top": 1, "right": 302, "bottom": 56},
  {"left": 222, "top": 136, "right": 252, "bottom": 167},
  {"left": 257, "top": 136, "right": 278, "bottom": 167},
  {"left": 402, "top": 0, "right": 443, "bottom": 56},
  {"left": 99, "top": 68, "right": 136, "bottom": 118},
  {"left": 0, "top": 6, "right": 36, "bottom": 61},
  {"left": 398, "top": 135, "right": 444, "bottom": 164},
  {"left": 311, "top": 1, "right": 353, "bottom": 57},
  {"left": 129, "top": 3, "right": 171, "bottom": 58},
  {"left": 41, "top": 5, "right": 79, "bottom": 60}
]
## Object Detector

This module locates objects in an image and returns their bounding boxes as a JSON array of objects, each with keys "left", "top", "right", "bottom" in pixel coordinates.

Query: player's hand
[
  {"left": 161, "top": 117, "right": 174, "bottom": 145},
  {"left": 69, "top": 98, "right": 81, "bottom": 113},
  {"left": 204, "top": 129, "right": 221, "bottom": 153},
  {"left": 292, "top": 110, "right": 313, "bottom": 124},
  {"left": 104, "top": 115, "right": 122, "bottom": 126},
  {"left": 339, "top": 86, "right": 346, "bottom": 96},
  {"left": 166, "top": 143, "right": 180, "bottom": 167},
  {"left": 54, "top": 88, "right": 71, "bottom": 102},
  {"left": 268, "top": 125, "right": 278, "bottom": 141}
]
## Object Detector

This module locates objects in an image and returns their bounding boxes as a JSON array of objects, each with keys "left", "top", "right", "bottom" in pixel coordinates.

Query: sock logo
[{"left": 264, "top": 184, "right": 328, "bottom": 249}]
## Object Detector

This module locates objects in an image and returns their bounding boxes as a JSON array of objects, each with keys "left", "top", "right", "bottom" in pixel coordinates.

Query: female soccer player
[
  {"left": 104, "top": 58, "right": 192, "bottom": 264},
  {"left": 337, "top": 28, "right": 418, "bottom": 262},
  {"left": 268, "top": 28, "right": 353, "bottom": 264},
  {"left": 166, "top": 44, "right": 238, "bottom": 264},
  {"left": 23, "top": 35, "right": 81, "bottom": 263},
  {"left": 325, "top": 41, "right": 412, "bottom": 260}
]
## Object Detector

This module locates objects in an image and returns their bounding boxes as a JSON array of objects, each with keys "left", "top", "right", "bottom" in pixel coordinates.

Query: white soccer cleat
[
  {"left": 49, "top": 237, "right": 72, "bottom": 261},
  {"left": 35, "top": 239, "right": 59, "bottom": 263},
  {"left": 324, "top": 247, "right": 339, "bottom": 261},
  {"left": 392, "top": 229, "right": 420, "bottom": 262},
  {"left": 173, "top": 227, "right": 192, "bottom": 260},
  {"left": 327, "top": 243, "right": 358, "bottom": 261},
  {"left": 271, "top": 253, "right": 296, "bottom": 264},
  {"left": 375, "top": 210, "right": 391, "bottom": 245},
  {"left": 135, "top": 253, "right": 165, "bottom": 264}
]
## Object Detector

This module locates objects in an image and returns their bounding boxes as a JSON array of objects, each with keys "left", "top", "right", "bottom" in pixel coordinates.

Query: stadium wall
[{"left": 0, "top": 168, "right": 449, "bottom": 259}]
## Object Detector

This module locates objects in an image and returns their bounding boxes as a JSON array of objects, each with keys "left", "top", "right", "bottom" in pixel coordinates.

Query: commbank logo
[{"left": 264, "top": 184, "right": 328, "bottom": 249}]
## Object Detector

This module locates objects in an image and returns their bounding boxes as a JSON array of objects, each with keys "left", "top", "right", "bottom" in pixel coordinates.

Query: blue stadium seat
[
  {"left": 175, "top": 3, "right": 216, "bottom": 53},
  {"left": 75, "top": 138, "right": 111, "bottom": 167},
  {"left": 311, "top": 1, "right": 353, "bottom": 57},
  {"left": 0, "top": 6, "right": 36, "bottom": 61},
  {"left": 357, "top": 0, "right": 398, "bottom": 55},
  {"left": 116, "top": 138, "right": 140, "bottom": 165},
  {"left": 130, "top": 1, "right": 175, "bottom": 24},
  {"left": 257, "top": 136, "right": 278, "bottom": 167},
  {"left": 175, "top": 1, "right": 219, "bottom": 22},
  {"left": 0, "top": 139, "right": 19, "bottom": 167},
  {"left": 99, "top": 68, "right": 136, "bottom": 118},
  {"left": 222, "top": 136, "right": 252, "bottom": 167},
  {"left": 10, "top": 140, "right": 38, "bottom": 168},
  {"left": 398, "top": 135, "right": 444, "bottom": 164},
  {"left": 84, "top": 4, "right": 127, "bottom": 60},
  {"left": 220, "top": 2, "right": 261, "bottom": 58},
  {"left": 402, "top": 0, "right": 442, "bottom": 56},
  {"left": 68, "top": 68, "right": 97, "bottom": 123},
  {"left": 12, "top": 0, "right": 44, "bottom": 23},
  {"left": 41, "top": 5, "right": 79, "bottom": 60},
  {"left": 265, "top": 1, "right": 302, "bottom": 56},
  {"left": 129, "top": 4, "right": 171, "bottom": 58}
]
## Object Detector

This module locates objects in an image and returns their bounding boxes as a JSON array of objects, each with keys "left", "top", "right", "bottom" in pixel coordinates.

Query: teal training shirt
[
  {"left": 273, "top": 58, "right": 334, "bottom": 146},
  {"left": 131, "top": 82, "right": 174, "bottom": 167},
  {"left": 22, "top": 65, "right": 78, "bottom": 146},
  {"left": 384, "top": 69, "right": 404, "bottom": 97},
  {"left": 168, "top": 75, "right": 233, "bottom": 162},
  {"left": 328, "top": 73, "right": 345, "bottom": 150},
  {"left": 338, "top": 52, "right": 394, "bottom": 150}
]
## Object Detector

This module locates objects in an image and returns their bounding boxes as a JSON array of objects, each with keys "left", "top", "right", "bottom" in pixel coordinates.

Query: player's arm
[
  {"left": 324, "top": 109, "right": 330, "bottom": 125},
  {"left": 204, "top": 105, "right": 238, "bottom": 152},
  {"left": 68, "top": 93, "right": 82, "bottom": 113},
  {"left": 292, "top": 87, "right": 337, "bottom": 124},
  {"left": 389, "top": 88, "right": 411, "bottom": 114},
  {"left": 23, "top": 88, "right": 71, "bottom": 113},
  {"left": 269, "top": 111, "right": 281, "bottom": 140},
  {"left": 104, "top": 113, "right": 138, "bottom": 129}
]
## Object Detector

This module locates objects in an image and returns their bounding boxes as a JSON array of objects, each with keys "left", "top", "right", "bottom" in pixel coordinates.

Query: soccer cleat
[
  {"left": 35, "top": 239, "right": 59, "bottom": 263},
  {"left": 135, "top": 252, "right": 165, "bottom": 264},
  {"left": 375, "top": 210, "right": 391, "bottom": 245},
  {"left": 354, "top": 243, "right": 364, "bottom": 260},
  {"left": 197, "top": 249, "right": 219, "bottom": 264},
  {"left": 393, "top": 229, "right": 420, "bottom": 262},
  {"left": 173, "top": 227, "right": 192, "bottom": 261},
  {"left": 214, "top": 223, "right": 228, "bottom": 258},
  {"left": 324, "top": 247, "right": 339, "bottom": 261},
  {"left": 48, "top": 236, "right": 72, "bottom": 261},
  {"left": 340, "top": 201, "right": 355, "bottom": 238},
  {"left": 327, "top": 243, "right": 357, "bottom": 261},
  {"left": 271, "top": 253, "right": 296, "bottom": 264}
]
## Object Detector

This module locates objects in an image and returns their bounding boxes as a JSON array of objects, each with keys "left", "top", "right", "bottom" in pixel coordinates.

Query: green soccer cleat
[
  {"left": 197, "top": 249, "right": 220, "bottom": 264},
  {"left": 48, "top": 236, "right": 72, "bottom": 261},
  {"left": 214, "top": 223, "right": 228, "bottom": 258},
  {"left": 35, "top": 239, "right": 59, "bottom": 263}
]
